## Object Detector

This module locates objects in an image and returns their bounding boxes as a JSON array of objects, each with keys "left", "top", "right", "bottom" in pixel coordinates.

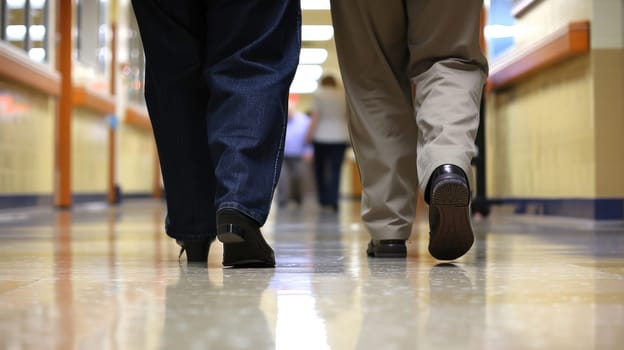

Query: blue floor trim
[
  {"left": 0, "top": 195, "right": 53, "bottom": 210},
  {"left": 122, "top": 193, "right": 154, "bottom": 199},
  {"left": 0, "top": 192, "right": 155, "bottom": 209},
  {"left": 73, "top": 192, "right": 155, "bottom": 203},
  {"left": 72, "top": 193, "right": 108, "bottom": 203},
  {"left": 495, "top": 198, "right": 624, "bottom": 220}
]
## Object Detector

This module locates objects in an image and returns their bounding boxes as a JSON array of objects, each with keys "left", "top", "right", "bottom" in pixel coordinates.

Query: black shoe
[
  {"left": 425, "top": 164, "right": 474, "bottom": 260},
  {"left": 217, "top": 208, "right": 275, "bottom": 268},
  {"left": 177, "top": 239, "right": 213, "bottom": 263},
  {"left": 366, "top": 240, "right": 407, "bottom": 258}
]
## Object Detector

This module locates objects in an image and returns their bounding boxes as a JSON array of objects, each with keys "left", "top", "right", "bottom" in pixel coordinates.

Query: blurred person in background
[
  {"left": 306, "top": 75, "right": 351, "bottom": 213},
  {"left": 278, "top": 97, "right": 313, "bottom": 209},
  {"left": 132, "top": 0, "right": 300, "bottom": 267},
  {"left": 330, "top": 0, "right": 488, "bottom": 259}
]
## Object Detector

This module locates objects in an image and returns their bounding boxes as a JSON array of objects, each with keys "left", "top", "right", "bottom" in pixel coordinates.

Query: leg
[
  {"left": 132, "top": 0, "right": 216, "bottom": 244},
  {"left": 407, "top": 0, "right": 488, "bottom": 260},
  {"left": 289, "top": 157, "right": 305, "bottom": 206},
  {"left": 277, "top": 159, "right": 292, "bottom": 207},
  {"left": 331, "top": 0, "right": 417, "bottom": 241},
  {"left": 326, "top": 144, "right": 348, "bottom": 209},
  {"left": 407, "top": 0, "right": 488, "bottom": 193},
  {"left": 312, "top": 142, "right": 328, "bottom": 206},
  {"left": 205, "top": 0, "right": 300, "bottom": 267},
  {"left": 204, "top": 0, "right": 300, "bottom": 226}
]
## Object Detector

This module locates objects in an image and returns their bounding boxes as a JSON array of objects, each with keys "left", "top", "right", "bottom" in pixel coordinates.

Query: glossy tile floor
[{"left": 0, "top": 198, "right": 623, "bottom": 350}]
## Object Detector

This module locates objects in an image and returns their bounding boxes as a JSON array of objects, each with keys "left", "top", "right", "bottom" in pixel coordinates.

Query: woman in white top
[{"left": 306, "top": 75, "right": 351, "bottom": 212}]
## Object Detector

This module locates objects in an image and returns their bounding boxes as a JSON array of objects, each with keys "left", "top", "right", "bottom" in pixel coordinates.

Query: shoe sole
[
  {"left": 366, "top": 241, "right": 407, "bottom": 258},
  {"left": 217, "top": 221, "right": 275, "bottom": 268},
  {"left": 429, "top": 179, "right": 474, "bottom": 260}
]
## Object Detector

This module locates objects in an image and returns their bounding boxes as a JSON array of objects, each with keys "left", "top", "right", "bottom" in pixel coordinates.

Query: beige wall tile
[
  {"left": 72, "top": 108, "right": 108, "bottom": 193},
  {"left": 514, "top": 0, "right": 591, "bottom": 47},
  {"left": 118, "top": 125, "right": 156, "bottom": 194},
  {"left": 486, "top": 1, "right": 624, "bottom": 201},
  {"left": 592, "top": 49, "right": 624, "bottom": 196},
  {"left": 591, "top": 0, "right": 624, "bottom": 49},
  {"left": 486, "top": 55, "right": 595, "bottom": 197},
  {"left": 0, "top": 81, "right": 54, "bottom": 194}
]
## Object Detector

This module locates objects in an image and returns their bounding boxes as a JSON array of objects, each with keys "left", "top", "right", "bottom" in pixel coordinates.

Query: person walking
[
  {"left": 306, "top": 75, "right": 351, "bottom": 212},
  {"left": 278, "top": 101, "right": 312, "bottom": 208},
  {"left": 330, "top": 0, "right": 488, "bottom": 260},
  {"left": 131, "top": 0, "right": 300, "bottom": 267}
]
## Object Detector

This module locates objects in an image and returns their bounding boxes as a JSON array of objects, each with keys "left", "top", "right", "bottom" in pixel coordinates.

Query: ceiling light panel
[
  {"left": 299, "top": 48, "right": 328, "bottom": 65},
  {"left": 301, "top": 25, "right": 334, "bottom": 41},
  {"left": 301, "top": 0, "right": 330, "bottom": 10}
]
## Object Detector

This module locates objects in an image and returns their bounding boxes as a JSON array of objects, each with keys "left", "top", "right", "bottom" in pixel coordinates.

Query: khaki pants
[{"left": 331, "top": 0, "right": 488, "bottom": 240}]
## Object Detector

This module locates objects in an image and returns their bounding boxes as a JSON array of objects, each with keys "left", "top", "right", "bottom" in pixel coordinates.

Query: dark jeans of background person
[
  {"left": 132, "top": 0, "right": 301, "bottom": 242},
  {"left": 313, "top": 143, "right": 348, "bottom": 210}
]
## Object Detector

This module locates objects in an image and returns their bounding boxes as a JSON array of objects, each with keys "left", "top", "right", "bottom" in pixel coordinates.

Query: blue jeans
[{"left": 132, "top": 0, "right": 300, "bottom": 241}]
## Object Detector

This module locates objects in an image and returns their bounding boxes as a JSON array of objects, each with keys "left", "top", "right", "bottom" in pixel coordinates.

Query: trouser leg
[
  {"left": 406, "top": 0, "right": 488, "bottom": 193},
  {"left": 326, "top": 144, "right": 347, "bottom": 207},
  {"left": 132, "top": 0, "right": 216, "bottom": 241},
  {"left": 133, "top": 0, "right": 300, "bottom": 240},
  {"left": 277, "top": 161, "right": 291, "bottom": 206},
  {"left": 313, "top": 143, "right": 328, "bottom": 206},
  {"left": 278, "top": 157, "right": 303, "bottom": 205},
  {"left": 204, "top": 0, "right": 300, "bottom": 225},
  {"left": 289, "top": 158, "right": 305, "bottom": 205},
  {"left": 331, "top": 0, "right": 417, "bottom": 240}
]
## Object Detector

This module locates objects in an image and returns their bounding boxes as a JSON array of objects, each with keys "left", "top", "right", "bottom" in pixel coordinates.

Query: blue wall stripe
[
  {"left": 493, "top": 198, "right": 624, "bottom": 220},
  {"left": 0, "top": 195, "right": 53, "bottom": 210},
  {"left": 0, "top": 193, "right": 154, "bottom": 209},
  {"left": 2, "top": 194, "right": 622, "bottom": 220}
]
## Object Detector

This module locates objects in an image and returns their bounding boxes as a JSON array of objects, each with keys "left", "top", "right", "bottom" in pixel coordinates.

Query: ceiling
[{"left": 300, "top": 8, "right": 340, "bottom": 91}]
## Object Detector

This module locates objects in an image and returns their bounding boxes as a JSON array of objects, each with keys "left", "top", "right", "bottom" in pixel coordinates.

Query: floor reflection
[
  {"left": 162, "top": 266, "right": 275, "bottom": 349},
  {"left": 0, "top": 199, "right": 623, "bottom": 349}
]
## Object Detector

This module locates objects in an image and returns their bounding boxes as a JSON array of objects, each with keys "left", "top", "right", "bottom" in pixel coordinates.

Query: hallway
[{"left": 0, "top": 199, "right": 623, "bottom": 349}]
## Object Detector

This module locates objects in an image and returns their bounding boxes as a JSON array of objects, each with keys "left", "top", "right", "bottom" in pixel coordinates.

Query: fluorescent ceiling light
[
  {"left": 301, "top": 0, "right": 330, "bottom": 10},
  {"left": 293, "top": 64, "right": 323, "bottom": 82},
  {"left": 290, "top": 80, "right": 319, "bottom": 94},
  {"left": 299, "top": 48, "right": 328, "bottom": 65},
  {"left": 301, "top": 25, "right": 334, "bottom": 41},
  {"left": 290, "top": 64, "right": 323, "bottom": 93}
]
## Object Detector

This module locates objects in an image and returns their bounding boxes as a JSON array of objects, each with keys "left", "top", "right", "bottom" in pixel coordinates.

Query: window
[
  {"left": 1, "top": 0, "right": 49, "bottom": 62},
  {"left": 75, "top": 0, "right": 108, "bottom": 73},
  {"left": 125, "top": 6, "right": 145, "bottom": 105},
  {"left": 485, "top": 0, "right": 516, "bottom": 60}
]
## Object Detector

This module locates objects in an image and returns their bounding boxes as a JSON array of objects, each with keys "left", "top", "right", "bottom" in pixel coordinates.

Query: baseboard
[
  {"left": 72, "top": 193, "right": 107, "bottom": 204},
  {"left": 0, "top": 195, "right": 53, "bottom": 210},
  {"left": 0, "top": 192, "right": 155, "bottom": 210},
  {"left": 505, "top": 214, "right": 624, "bottom": 231},
  {"left": 492, "top": 197, "right": 624, "bottom": 221}
]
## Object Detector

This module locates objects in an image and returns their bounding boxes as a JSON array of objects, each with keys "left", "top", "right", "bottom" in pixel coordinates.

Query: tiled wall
[
  {"left": 591, "top": 1, "right": 624, "bottom": 197},
  {"left": 514, "top": 0, "right": 591, "bottom": 47},
  {"left": 118, "top": 124, "right": 156, "bottom": 194},
  {"left": 72, "top": 108, "right": 109, "bottom": 193},
  {"left": 0, "top": 81, "right": 54, "bottom": 194},
  {"left": 593, "top": 49, "right": 624, "bottom": 197},
  {"left": 0, "top": 87, "right": 157, "bottom": 200},
  {"left": 486, "top": 55, "right": 594, "bottom": 197},
  {"left": 486, "top": 0, "right": 624, "bottom": 212}
]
